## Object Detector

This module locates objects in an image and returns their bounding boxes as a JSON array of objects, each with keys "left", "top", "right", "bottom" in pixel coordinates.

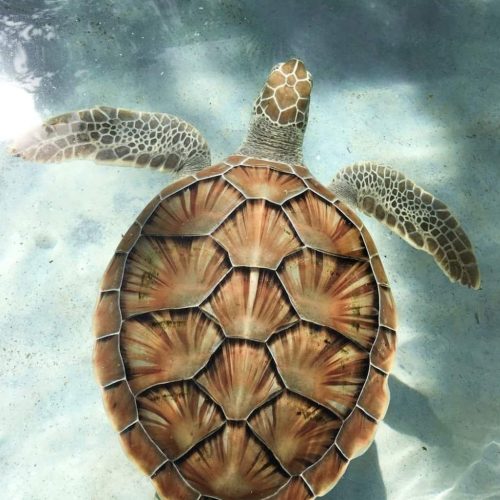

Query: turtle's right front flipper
[
  {"left": 9, "top": 106, "right": 211, "bottom": 174},
  {"left": 330, "top": 162, "right": 480, "bottom": 289}
]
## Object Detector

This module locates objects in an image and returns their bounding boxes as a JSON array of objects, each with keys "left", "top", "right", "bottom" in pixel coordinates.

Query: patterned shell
[{"left": 93, "top": 155, "right": 397, "bottom": 499}]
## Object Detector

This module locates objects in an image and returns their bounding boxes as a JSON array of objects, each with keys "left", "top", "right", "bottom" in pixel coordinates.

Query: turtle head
[
  {"left": 239, "top": 58, "right": 313, "bottom": 164},
  {"left": 254, "top": 58, "right": 312, "bottom": 130}
]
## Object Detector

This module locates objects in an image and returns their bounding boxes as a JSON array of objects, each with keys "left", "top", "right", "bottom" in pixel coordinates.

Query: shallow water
[{"left": 0, "top": 1, "right": 499, "bottom": 499}]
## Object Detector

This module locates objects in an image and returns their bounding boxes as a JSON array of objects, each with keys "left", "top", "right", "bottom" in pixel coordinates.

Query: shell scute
[
  {"left": 143, "top": 177, "right": 243, "bottom": 236},
  {"left": 201, "top": 268, "right": 298, "bottom": 342},
  {"left": 94, "top": 334, "right": 124, "bottom": 386},
  {"left": 212, "top": 200, "right": 302, "bottom": 269},
  {"left": 371, "top": 254, "right": 389, "bottom": 285},
  {"left": 137, "top": 382, "right": 225, "bottom": 459},
  {"left": 277, "top": 249, "right": 379, "bottom": 349},
  {"left": 335, "top": 407, "right": 377, "bottom": 459},
  {"left": 136, "top": 195, "right": 161, "bottom": 227},
  {"left": 101, "top": 381, "right": 138, "bottom": 432},
  {"left": 269, "top": 323, "right": 369, "bottom": 418},
  {"left": 266, "top": 478, "right": 314, "bottom": 499},
  {"left": 196, "top": 340, "right": 283, "bottom": 420},
  {"left": 302, "top": 445, "right": 349, "bottom": 497},
  {"left": 177, "top": 423, "right": 289, "bottom": 499},
  {"left": 379, "top": 285, "right": 397, "bottom": 330},
  {"left": 152, "top": 462, "right": 200, "bottom": 500},
  {"left": 100, "top": 253, "right": 127, "bottom": 291},
  {"left": 371, "top": 326, "right": 397, "bottom": 373},
  {"left": 303, "top": 178, "right": 336, "bottom": 202},
  {"left": 195, "top": 161, "right": 232, "bottom": 179},
  {"left": 237, "top": 155, "right": 294, "bottom": 174},
  {"left": 284, "top": 191, "right": 368, "bottom": 259},
  {"left": 120, "top": 236, "right": 230, "bottom": 317},
  {"left": 116, "top": 222, "right": 141, "bottom": 253},
  {"left": 120, "top": 308, "right": 223, "bottom": 394},
  {"left": 159, "top": 175, "right": 197, "bottom": 199},
  {"left": 224, "top": 166, "right": 305, "bottom": 203},
  {"left": 248, "top": 391, "right": 341, "bottom": 475},
  {"left": 357, "top": 365, "right": 390, "bottom": 421},
  {"left": 119, "top": 423, "right": 166, "bottom": 475},
  {"left": 93, "top": 291, "right": 121, "bottom": 338}
]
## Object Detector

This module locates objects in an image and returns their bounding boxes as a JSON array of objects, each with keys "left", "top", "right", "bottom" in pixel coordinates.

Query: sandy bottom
[{"left": 0, "top": 2, "right": 499, "bottom": 499}]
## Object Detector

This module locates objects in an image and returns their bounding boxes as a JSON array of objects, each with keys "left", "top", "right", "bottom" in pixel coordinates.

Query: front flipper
[
  {"left": 9, "top": 106, "right": 211, "bottom": 174},
  {"left": 330, "top": 162, "right": 480, "bottom": 289}
]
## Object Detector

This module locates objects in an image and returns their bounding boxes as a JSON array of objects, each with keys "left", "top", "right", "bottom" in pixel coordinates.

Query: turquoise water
[{"left": 0, "top": 1, "right": 499, "bottom": 498}]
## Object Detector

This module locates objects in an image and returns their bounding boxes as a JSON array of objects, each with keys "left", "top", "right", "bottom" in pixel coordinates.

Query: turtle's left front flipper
[
  {"left": 9, "top": 106, "right": 211, "bottom": 174},
  {"left": 330, "top": 162, "right": 480, "bottom": 289}
]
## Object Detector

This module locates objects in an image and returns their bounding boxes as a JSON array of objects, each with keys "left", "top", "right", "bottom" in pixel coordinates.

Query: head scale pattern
[{"left": 254, "top": 59, "right": 312, "bottom": 130}]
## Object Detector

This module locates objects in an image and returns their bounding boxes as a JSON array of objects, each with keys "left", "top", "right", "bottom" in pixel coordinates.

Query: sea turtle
[{"left": 10, "top": 58, "right": 479, "bottom": 499}]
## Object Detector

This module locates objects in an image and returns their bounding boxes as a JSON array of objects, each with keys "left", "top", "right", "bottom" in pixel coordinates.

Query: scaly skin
[{"left": 330, "top": 162, "right": 480, "bottom": 289}]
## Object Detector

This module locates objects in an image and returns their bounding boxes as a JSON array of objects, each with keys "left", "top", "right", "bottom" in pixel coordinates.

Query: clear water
[{"left": 0, "top": 1, "right": 499, "bottom": 499}]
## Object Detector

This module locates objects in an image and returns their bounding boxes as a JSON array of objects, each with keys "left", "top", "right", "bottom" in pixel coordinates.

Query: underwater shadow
[
  {"left": 327, "top": 442, "right": 386, "bottom": 500},
  {"left": 384, "top": 375, "right": 453, "bottom": 449}
]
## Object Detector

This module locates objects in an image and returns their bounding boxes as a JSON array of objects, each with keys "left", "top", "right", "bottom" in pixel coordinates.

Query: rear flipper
[
  {"left": 9, "top": 106, "right": 211, "bottom": 174},
  {"left": 330, "top": 162, "right": 480, "bottom": 289}
]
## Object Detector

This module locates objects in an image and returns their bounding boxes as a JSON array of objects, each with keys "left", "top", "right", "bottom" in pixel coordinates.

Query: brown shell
[{"left": 93, "top": 155, "right": 397, "bottom": 499}]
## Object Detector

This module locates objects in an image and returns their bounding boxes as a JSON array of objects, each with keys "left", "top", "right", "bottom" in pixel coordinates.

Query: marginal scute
[
  {"left": 357, "top": 366, "right": 390, "bottom": 420},
  {"left": 159, "top": 175, "right": 197, "bottom": 199},
  {"left": 269, "top": 323, "right": 369, "bottom": 418},
  {"left": 224, "top": 154, "right": 248, "bottom": 167},
  {"left": 379, "top": 285, "right": 397, "bottom": 330},
  {"left": 201, "top": 269, "right": 298, "bottom": 342},
  {"left": 248, "top": 391, "right": 341, "bottom": 475},
  {"left": 212, "top": 200, "right": 302, "bottom": 269},
  {"left": 336, "top": 408, "right": 377, "bottom": 459},
  {"left": 224, "top": 166, "right": 305, "bottom": 203},
  {"left": 143, "top": 177, "right": 243, "bottom": 236},
  {"left": 371, "top": 326, "right": 397, "bottom": 373},
  {"left": 135, "top": 195, "right": 161, "bottom": 226},
  {"left": 196, "top": 340, "right": 283, "bottom": 419},
  {"left": 120, "top": 237, "right": 230, "bottom": 318},
  {"left": 278, "top": 249, "right": 379, "bottom": 349},
  {"left": 284, "top": 191, "right": 368, "bottom": 259},
  {"left": 361, "top": 227, "right": 379, "bottom": 257},
  {"left": 371, "top": 255, "right": 389, "bottom": 285},
  {"left": 235, "top": 155, "right": 294, "bottom": 174},
  {"left": 137, "top": 382, "right": 224, "bottom": 459},
  {"left": 93, "top": 291, "right": 121, "bottom": 338},
  {"left": 153, "top": 462, "right": 199, "bottom": 500},
  {"left": 116, "top": 222, "right": 141, "bottom": 253},
  {"left": 304, "top": 177, "right": 336, "bottom": 202},
  {"left": 177, "top": 423, "right": 289, "bottom": 499},
  {"left": 334, "top": 200, "right": 364, "bottom": 229},
  {"left": 195, "top": 161, "right": 232, "bottom": 179},
  {"left": 121, "top": 309, "right": 223, "bottom": 394},
  {"left": 292, "top": 164, "right": 312, "bottom": 178},
  {"left": 302, "top": 445, "right": 349, "bottom": 497},
  {"left": 94, "top": 334, "right": 125, "bottom": 386},
  {"left": 266, "top": 478, "right": 314, "bottom": 499},
  {"left": 119, "top": 423, "right": 166, "bottom": 475},
  {"left": 101, "top": 381, "right": 138, "bottom": 432},
  {"left": 100, "top": 253, "right": 127, "bottom": 291}
]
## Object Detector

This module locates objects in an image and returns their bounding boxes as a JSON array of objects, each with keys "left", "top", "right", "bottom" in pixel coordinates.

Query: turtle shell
[{"left": 93, "top": 154, "right": 397, "bottom": 499}]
